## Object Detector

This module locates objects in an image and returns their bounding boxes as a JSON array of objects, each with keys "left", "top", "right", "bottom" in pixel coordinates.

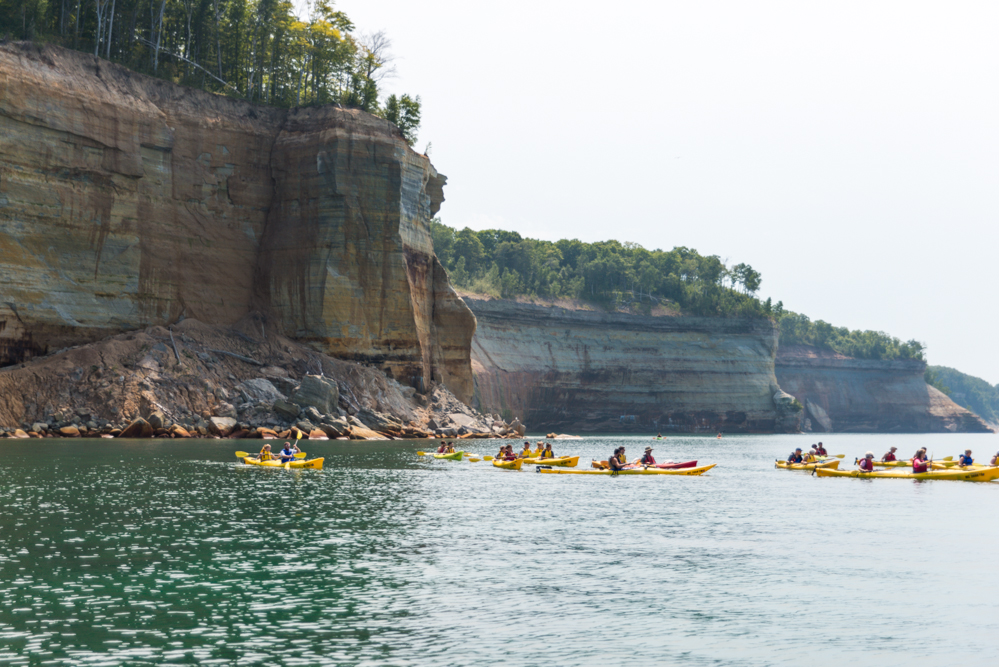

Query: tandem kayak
[
  {"left": 775, "top": 459, "right": 840, "bottom": 471},
  {"left": 871, "top": 459, "right": 958, "bottom": 468},
  {"left": 492, "top": 458, "right": 523, "bottom": 471},
  {"left": 520, "top": 456, "right": 580, "bottom": 467},
  {"left": 538, "top": 464, "right": 716, "bottom": 476},
  {"left": 591, "top": 459, "right": 697, "bottom": 470},
  {"left": 814, "top": 466, "right": 999, "bottom": 482},
  {"left": 242, "top": 456, "right": 324, "bottom": 470},
  {"left": 433, "top": 451, "right": 464, "bottom": 461}
]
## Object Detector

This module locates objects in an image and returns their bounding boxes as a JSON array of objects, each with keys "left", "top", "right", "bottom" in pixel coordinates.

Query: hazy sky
[{"left": 317, "top": 1, "right": 997, "bottom": 382}]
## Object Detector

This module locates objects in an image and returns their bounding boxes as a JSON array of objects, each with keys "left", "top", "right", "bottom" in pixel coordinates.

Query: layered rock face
[
  {"left": 0, "top": 43, "right": 473, "bottom": 401},
  {"left": 775, "top": 345, "right": 993, "bottom": 433},
  {"left": 467, "top": 298, "right": 795, "bottom": 432}
]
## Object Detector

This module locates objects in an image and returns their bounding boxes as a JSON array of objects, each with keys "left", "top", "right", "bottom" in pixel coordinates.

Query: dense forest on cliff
[
  {"left": 925, "top": 366, "right": 999, "bottom": 425},
  {"left": 433, "top": 222, "right": 925, "bottom": 361},
  {"left": 778, "top": 312, "right": 925, "bottom": 361},
  {"left": 431, "top": 221, "right": 775, "bottom": 318},
  {"left": 0, "top": 0, "right": 422, "bottom": 141}
]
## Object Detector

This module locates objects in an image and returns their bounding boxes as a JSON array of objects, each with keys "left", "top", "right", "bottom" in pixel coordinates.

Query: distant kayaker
[
  {"left": 656, "top": 433, "right": 663, "bottom": 440},
  {"left": 542, "top": 443, "right": 554, "bottom": 459},
  {"left": 716, "top": 433, "right": 722, "bottom": 439},
  {"left": 787, "top": 448, "right": 804, "bottom": 464},
  {"left": 958, "top": 450, "right": 974, "bottom": 467},
  {"left": 815, "top": 442, "right": 828, "bottom": 456},
  {"left": 991, "top": 451, "right": 999, "bottom": 466},
  {"left": 641, "top": 447, "right": 656, "bottom": 466},
  {"left": 278, "top": 442, "right": 296, "bottom": 462},
  {"left": 881, "top": 447, "right": 898, "bottom": 462},
  {"left": 858, "top": 452, "right": 876, "bottom": 472},
  {"left": 912, "top": 448, "right": 931, "bottom": 473},
  {"left": 258, "top": 444, "right": 274, "bottom": 461}
]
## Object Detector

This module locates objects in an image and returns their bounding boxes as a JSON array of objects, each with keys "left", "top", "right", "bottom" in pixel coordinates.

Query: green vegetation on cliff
[
  {"left": 433, "top": 222, "right": 926, "bottom": 361},
  {"left": 1, "top": 0, "right": 422, "bottom": 142},
  {"left": 431, "top": 222, "right": 774, "bottom": 318},
  {"left": 778, "top": 312, "right": 925, "bottom": 361},
  {"left": 925, "top": 366, "right": 999, "bottom": 424}
]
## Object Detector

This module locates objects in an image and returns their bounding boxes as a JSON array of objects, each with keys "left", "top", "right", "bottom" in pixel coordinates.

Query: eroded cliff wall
[
  {"left": 0, "top": 43, "right": 473, "bottom": 401},
  {"left": 468, "top": 297, "right": 796, "bottom": 432},
  {"left": 775, "top": 345, "right": 992, "bottom": 433}
]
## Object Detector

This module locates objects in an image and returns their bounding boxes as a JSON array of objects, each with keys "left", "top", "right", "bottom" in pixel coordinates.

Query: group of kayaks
[
  {"left": 427, "top": 450, "right": 717, "bottom": 476},
  {"left": 776, "top": 455, "right": 999, "bottom": 482}
]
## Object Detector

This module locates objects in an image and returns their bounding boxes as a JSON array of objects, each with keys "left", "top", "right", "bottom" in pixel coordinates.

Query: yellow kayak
[
  {"left": 433, "top": 451, "right": 464, "bottom": 461},
  {"left": 519, "top": 455, "right": 579, "bottom": 467},
  {"left": 492, "top": 458, "right": 523, "bottom": 471},
  {"left": 537, "top": 464, "right": 716, "bottom": 476},
  {"left": 776, "top": 459, "right": 840, "bottom": 471},
  {"left": 242, "top": 456, "right": 324, "bottom": 470},
  {"left": 872, "top": 459, "right": 958, "bottom": 468},
  {"left": 814, "top": 466, "right": 999, "bottom": 482}
]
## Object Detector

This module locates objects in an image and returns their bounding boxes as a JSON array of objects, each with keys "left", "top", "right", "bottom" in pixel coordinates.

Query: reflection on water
[{"left": 0, "top": 434, "right": 996, "bottom": 665}]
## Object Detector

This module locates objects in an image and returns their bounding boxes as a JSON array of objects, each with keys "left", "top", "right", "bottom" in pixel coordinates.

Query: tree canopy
[
  {"left": 431, "top": 220, "right": 775, "bottom": 318},
  {"left": 777, "top": 311, "right": 924, "bottom": 361},
  {"left": 1, "top": 0, "right": 422, "bottom": 142}
]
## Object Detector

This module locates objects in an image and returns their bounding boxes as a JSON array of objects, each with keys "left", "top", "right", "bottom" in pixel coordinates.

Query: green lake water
[{"left": 1, "top": 434, "right": 997, "bottom": 666}]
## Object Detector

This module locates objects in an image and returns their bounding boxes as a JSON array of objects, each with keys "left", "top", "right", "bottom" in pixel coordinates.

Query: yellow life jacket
[
  {"left": 542, "top": 449, "right": 554, "bottom": 459},
  {"left": 259, "top": 449, "right": 272, "bottom": 461}
]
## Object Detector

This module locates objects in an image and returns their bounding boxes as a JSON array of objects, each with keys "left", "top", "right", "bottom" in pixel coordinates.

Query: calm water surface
[{"left": 1, "top": 434, "right": 997, "bottom": 666}]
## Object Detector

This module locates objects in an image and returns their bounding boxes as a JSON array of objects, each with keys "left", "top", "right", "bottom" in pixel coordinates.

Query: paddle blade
[
  {"left": 943, "top": 456, "right": 953, "bottom": 461},
  {"left": 296, "top": 430, "right": 302, "bottom": 440},
  {"left": 417, "top": 451, "right": 427, "bottom": 456},
  {"left": 483, "top": 456, "right": 494, "bottom": 461},
  {"left": 467, "top": 457, "right": 481, "bottom": 462},
  {"left": 295, "top": 452, "right": 307, "bottom": 458},
  {"left": 834, "top": 454, "right": 845, "bottom": 458},
  {"left": 235, "top": 451, "right": 250, "bottom": 458},
  {"left": 285, "top": 461, "right": 290, "bottom": 470}
]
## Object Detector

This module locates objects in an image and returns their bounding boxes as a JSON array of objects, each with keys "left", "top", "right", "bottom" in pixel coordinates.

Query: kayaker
[
  {"left": 278, "top": 442, "right": 296, "bottom": 462},
  {"left": 532, "top": 442, "right": 545, "bottom": 457},
  {"left": 803, "top": 448, "right": 817, "bottom": 463},
  {"left": 857, "top": 452, "right": 876, "bottom": 472},
  {"left": 608, "top": 447, "right": 626, "bottom": 471},
  {"left": 641, "top": 447, "right": 656, "bottom": 466},
  {"left": 501, "top": 445, "right": 518, "bottom": 461},
  {"left": 958, "top": 450, "right": 974, "bottom": 467},
  {"left": 520, "top": 442, "right": 533, "bottom": 458},
  {"left": 787, "top": 448, "right": 804, "bottom": 464},
  {"left": 991, "top": 451, "right": 999, "bottom": 466},
  {"left": 881, "top": 446, "right": 898, "bottom": 462},
  {"left": 716, "top": 433, "right": 722, "bottom": 439},
  {"left": 912, "top": 448, "right": 931, "bottom": 473},
  {"left": 542, "top": 443, "right": 555, "bottom": 459},
  {"left": 656, "top": 432, "right": 663, "bottom": 440},
  {"left": 816, "top": 442, "right": 828, "bottom": 456},
  {"left": 437, "top": 443, "right": 447, "bottom": 453},
  {"left": 257, "top": 444, "right": 274, "bottom": 461}
]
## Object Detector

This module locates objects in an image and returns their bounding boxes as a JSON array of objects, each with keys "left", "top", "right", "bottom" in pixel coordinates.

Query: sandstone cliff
[
  {"left": 0, "top": 43, "right": 474, "bottom": 402},
  {"left": 467, "top": 297, "right": 799, "bottom": 433},
  {"left": 775, "top": 345, "right": 993, "bottom": 433}
]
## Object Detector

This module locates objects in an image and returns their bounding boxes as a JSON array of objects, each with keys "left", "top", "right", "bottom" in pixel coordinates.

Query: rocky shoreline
[{"left": 0, "top": 317, "right": 526, "bottom": 441}]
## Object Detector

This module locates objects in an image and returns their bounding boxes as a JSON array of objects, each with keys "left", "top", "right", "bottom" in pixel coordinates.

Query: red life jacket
[
  {"left": 912, "top": 458, "right": 929, "bottom": 473},
  {"left": 642, "top": 454, "right": 656, "bottom": 465},
  {"left": 883, "top": 452, "right": 896, "bottom": 461},
  {"left": 858, "top": 458, "right": 874, "bottom": 471}
]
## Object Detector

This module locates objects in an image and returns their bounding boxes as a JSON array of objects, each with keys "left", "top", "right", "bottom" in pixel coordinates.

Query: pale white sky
[{"left": 308, "top": 1, "right": 999, "bottom": 383}]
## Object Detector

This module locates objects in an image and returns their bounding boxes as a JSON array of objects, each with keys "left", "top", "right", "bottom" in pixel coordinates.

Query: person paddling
[
  {"left": 641, "top": 447, "right": 656, "bottom": 466},
  {"left": 502, "top": 445, "right": 518, "bottom": 461},
  {"left": 991, "top": 451, "right": 999, "bottom": 466},
  {"left": 787, "top": 448, "right": 804, "bottom": 464},
  {"left": 437, "top": 442, "right": 448, "bottom": 454},
  {"left": 278, "top": 442, "right": 296, "bottom": 462},
  {"left": 815, "top": 442, "right": 828, "bottom": 457},
  {"left": 656, "top": 432, "right": 663, "bottom": 440},
  {"left": 957, "top": 449, "right": 974, "bottom": 467},
  {"left": 881, "top": 446, "right": 898, "bottom": 462},
  {"left": 541, "top": 443, "right": 554, "bottom": 459},
  {"left": 803, "top": 447, "right": 818, "bottom": 463},
  {"left": 608, "top": 447, "right": 626, "bottom": 472},
  {"left": 445, "top": 442, "right": 457, "bottom": 454},
  {"left": 912, "top": 448, "right": 931, "bottom": 473},
  {"left": 257, "top": 444, "right": 274, "bottom": 461},
  {"left": 519, "top": 442, "right": 533, "bottom": 458},
  {"left": 857, "top": 451, "right": 876, "bottom": 472}
]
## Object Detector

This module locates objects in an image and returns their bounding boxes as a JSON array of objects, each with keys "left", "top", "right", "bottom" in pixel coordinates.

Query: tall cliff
[
  {"left": 0, "top": 43, "right": 474, "bottom": 402},
  {"left": 467, "top": 297, "right": 799, "bottom": 432},
  {"left": 775, "top": 345, "right": 993, "bottom": 433}
]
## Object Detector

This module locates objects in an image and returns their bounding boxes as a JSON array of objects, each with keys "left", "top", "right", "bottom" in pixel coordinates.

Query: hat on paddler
[
  {"left": 865, "top": 451, "right": 874, "bottom": 458},
  {"left": 795, "top": 447, "right": 802, "bottom": 451},
  {"left": 645, "top": 446, "right": 653, "bottom": 452}
]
